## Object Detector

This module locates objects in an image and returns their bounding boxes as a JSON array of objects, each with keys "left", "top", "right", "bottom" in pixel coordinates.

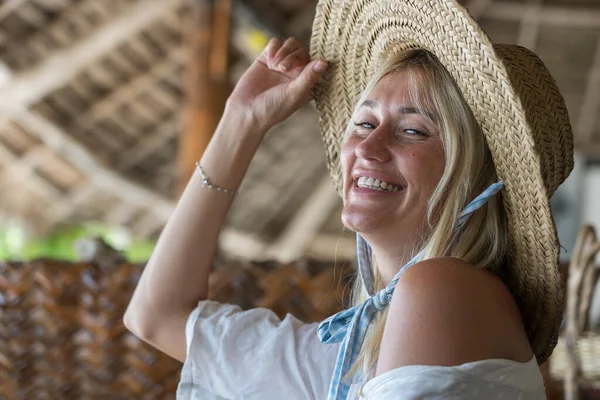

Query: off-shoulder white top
[{"left": 176, "top": 300, "right": 546, "bottom": 399}]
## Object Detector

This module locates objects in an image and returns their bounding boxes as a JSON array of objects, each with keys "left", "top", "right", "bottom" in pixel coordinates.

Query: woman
[{"left": 124, "top": 0, "right": 573, "bottom": 398}]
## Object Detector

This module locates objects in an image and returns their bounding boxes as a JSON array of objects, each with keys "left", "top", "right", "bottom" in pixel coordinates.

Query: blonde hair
[{"left": 343, "top": 49, "right": 510, "bottom": 380}]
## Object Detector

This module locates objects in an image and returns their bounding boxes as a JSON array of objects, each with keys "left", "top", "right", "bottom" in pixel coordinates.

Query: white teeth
[{"left": 355, "top": 176, "right": 402, "bottom": 192}]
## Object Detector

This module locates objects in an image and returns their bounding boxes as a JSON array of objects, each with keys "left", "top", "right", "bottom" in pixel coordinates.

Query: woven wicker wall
[{"left": 0, "top": 257, "right": 353, "bottom": 399}]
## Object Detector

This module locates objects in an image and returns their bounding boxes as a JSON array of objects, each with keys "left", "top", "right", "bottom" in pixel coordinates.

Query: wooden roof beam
[
  {"left": 117, "top": 116, "right": 180, "bottom": 171},
  {"left": 307, "top": 234, "right": 356, "bottom": 261},
  {"left": 0, "top": 0, "right": 180, "bottom": 114},
  {"left": 516, "top": 0, "right": 543, "bottom": 50},
  {"left": 0, "top": 145, "right": 59, "bottom": 196},
  {"left": 0, "top": 0, "right": 29, "bottom": 21},
  {"left": 265, "top": 175, "right": 341, "bottom": 262},
  {"left": 72, "top": 47, "right": 185, "bottom": 128},
  {"left": 219, "top": 228, "right": 269, "bottom": 260},
  {"left": 0, "top": 140, "right": 74, "bottom": 221},
  {"left": 221, "top": 230, "right": 356, "bottom": 261},
  {"left": 11, "top": 109, "right": 176, "bottom": 219},
  {"left": 0, "top": 0, "right": 280, "bottom": 117},
  {"left": 104, "top": 202, "right": 139, "bottom": 227},
  {"left": 486, "top": 2, "right": 600, "bottom": 28}
]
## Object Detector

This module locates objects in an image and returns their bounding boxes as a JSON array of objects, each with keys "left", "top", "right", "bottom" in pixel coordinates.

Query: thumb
[{"left": 287, "top": 60, "right": 328, "bottom": 99}]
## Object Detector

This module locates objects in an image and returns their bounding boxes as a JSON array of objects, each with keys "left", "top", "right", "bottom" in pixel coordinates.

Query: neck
[{"left": 365, "top": 238, "right": 419, "bottom": 287}]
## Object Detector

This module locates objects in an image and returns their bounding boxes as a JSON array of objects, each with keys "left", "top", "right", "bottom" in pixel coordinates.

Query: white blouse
[{"left": 176, "top": 300, "right": 546, "bottom": 399}]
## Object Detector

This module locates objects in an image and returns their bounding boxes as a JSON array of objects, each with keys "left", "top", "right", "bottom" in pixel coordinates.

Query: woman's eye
[
  {"left": 354, "top": 122, "right": 375, "bottom": 130},
  {"left": 403, "top": 128, "right": 426, "bottom": 136}
]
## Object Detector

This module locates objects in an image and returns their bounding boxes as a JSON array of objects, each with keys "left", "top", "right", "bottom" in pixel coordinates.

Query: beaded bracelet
[{"left": 195, "top": 161, "right": 238, "bottom": 196}]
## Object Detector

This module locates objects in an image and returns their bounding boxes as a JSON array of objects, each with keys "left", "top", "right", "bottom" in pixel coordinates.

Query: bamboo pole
[{"left": 178, "top": 0, "right": 232, "bottom": 196}]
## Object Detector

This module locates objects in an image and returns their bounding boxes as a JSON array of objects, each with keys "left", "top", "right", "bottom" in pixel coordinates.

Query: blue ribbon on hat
[{"left": 317, "top": 181, "right": 504, "bottom": 400}]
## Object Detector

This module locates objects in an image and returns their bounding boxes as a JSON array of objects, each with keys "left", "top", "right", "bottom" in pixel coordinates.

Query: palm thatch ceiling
[{"left": 0, "top": 0, "right": 598, "bottom": 261}]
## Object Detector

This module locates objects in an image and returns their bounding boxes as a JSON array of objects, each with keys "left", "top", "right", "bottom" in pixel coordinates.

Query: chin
[{"left": 341, "top": 207, "right": 384, "bottom": 234}]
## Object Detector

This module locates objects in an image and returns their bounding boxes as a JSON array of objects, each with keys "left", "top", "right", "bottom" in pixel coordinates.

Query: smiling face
[{"left": 341, "top": 69, "right": 446, "bottom": 256}]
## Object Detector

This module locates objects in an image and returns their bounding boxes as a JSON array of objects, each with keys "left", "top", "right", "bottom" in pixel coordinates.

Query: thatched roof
[{"left": 0, "top": 0, "right": 598, "bottom": 261}]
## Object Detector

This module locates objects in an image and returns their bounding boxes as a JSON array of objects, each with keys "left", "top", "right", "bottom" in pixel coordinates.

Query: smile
[{"left": 355, "top": 176, "right": 403, "bottom": 192}]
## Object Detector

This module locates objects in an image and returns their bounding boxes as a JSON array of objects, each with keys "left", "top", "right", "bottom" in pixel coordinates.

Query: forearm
[{"left": 124, "top": 106, "right": 264, "bottom": 334}]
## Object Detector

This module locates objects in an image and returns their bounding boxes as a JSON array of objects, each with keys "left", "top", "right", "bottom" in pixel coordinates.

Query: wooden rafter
[
  {"left": 130, "top": 211, "right": 166, "bottom": 238},
  {"left": 11, "top": 109, "right": 175, "bottom": 219},
  {"left": 13, "top": 1, "right": 47, "bottom": 26},
  {"left": 308, "top": 234, "right": 356, "bottom": 261},
  {"left": 266, "top": 175, "right": 341, "bottom": 262},
  {"left": 220, "top": 228, "right": 269, "bottom": 260},
  {"left": 49, "top": 184, "right": 98, "bottom": 226},
  {"left": 117, "top": 116, "right": 180, "bottom": 170},
  {"left": 516, "top": 0, "right": 543, "bottom": 50},
  {"left": 0, "top": 146, "right": 50, "bottom": 190},
  {"left": 0, "top": 140, "right": 74, "bottom": 220},
  {"left": 0, "top": 113, "right": 272, "bottom": 257},
  {"left": 0, "top": 0, "right": 180, "bottom": 115},
  {"left": 104, "top": 202, "right": 139, "bottom": 227},
  {"left": 0, "top": 120, "right": 100, "bottom": 227},
  {"left": 486, "top": 2, "right": 600, "bottom": 28},
  {"left": 0, "top": 0, "right": 28, "bottom": 21},
  {"left": 0, "top": 145, "right": 56, "bottom": 196},
  {"left": 72, "top": 47, "right": 185, "bottom": 128}
]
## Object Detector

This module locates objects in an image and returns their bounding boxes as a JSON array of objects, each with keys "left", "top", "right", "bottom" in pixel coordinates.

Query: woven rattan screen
[{"left": 0, "top": 258, "right": 353, "bottom": 399}]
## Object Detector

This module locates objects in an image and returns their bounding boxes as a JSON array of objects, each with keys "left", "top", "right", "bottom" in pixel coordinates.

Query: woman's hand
[{"left": 226, "top": 37, "right": 328, "bottom": 134}]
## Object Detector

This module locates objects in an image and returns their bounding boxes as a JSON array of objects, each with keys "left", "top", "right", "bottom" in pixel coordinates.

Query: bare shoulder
[
  {"left": 399, "top": 257, "right": 510, "bottom": 299},
  {"left": 376, "top": 257, "right": 533, "bottom": 376}
]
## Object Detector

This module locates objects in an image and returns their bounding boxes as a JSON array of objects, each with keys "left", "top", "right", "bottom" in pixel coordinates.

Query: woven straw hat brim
[{"left": 310, "top": 0, "right": 574, "bottom": 365}]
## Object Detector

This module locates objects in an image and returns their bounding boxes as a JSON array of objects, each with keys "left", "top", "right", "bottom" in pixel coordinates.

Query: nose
[{"left": 355, "top": 125, "right": 392, "bottom": 163}]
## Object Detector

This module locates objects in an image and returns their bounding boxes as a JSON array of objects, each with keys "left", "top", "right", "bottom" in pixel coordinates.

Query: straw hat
[{"left": 310, "top": 0, "right": 574, "bottom": 365}]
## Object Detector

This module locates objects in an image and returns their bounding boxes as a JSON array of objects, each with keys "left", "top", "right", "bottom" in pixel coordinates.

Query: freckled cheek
[
  {"left": 423, "top": 152, "right": 446, "bottom": 192},
  {"left": 400, "top": 149, "right": 444, "bottom": 191},
  {"left": 340, "top": 149, "right": 352, "bottom": 173}
]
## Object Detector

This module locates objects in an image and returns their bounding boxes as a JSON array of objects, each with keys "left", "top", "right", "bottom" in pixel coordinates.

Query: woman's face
[{"left": 341, "top": 69, "right": 445, "bottom": 250}]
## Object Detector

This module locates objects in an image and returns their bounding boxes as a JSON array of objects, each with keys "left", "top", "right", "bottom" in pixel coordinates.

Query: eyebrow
[{"left": 358, "top": 99, "right": 434, "bottom": 120}]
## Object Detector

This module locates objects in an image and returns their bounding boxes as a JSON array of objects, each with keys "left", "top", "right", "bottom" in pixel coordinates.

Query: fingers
[
  {"left": 279, "top": 47, "right": 310, "bottom": 72},
  {"left": 271, "top": 37, "right": 302, "bottom": 68},
  {"left": 287, "top": 59, "right": 329, "bottom": 100},
  {"left": 261, "top": 37, "right": 312, "bottom": 72},
  {"left": 263, "top": 37, "right": 283, "bottom": 66}
]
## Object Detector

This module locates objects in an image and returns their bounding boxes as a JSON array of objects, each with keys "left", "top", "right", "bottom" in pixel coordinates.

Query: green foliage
[{"left": 0, "top": 221, "right": 155, "bottom": 262}]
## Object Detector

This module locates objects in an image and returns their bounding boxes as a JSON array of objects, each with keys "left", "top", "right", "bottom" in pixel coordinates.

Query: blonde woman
[{"left": 125, "top": 0, "right": 573, "bottom": 398}]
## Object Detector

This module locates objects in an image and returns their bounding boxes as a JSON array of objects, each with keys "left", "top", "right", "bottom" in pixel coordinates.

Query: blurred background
[{"left": 0, "top": 0, "right": 599, "bottom": 398}]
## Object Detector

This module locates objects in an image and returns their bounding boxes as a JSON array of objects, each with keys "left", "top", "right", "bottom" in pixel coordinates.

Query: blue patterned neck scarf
[{"left": 317, "top": 181, "right": 504, "bottom": 399}]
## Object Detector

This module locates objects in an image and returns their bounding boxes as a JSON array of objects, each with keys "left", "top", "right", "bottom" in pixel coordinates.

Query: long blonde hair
[{"left": 343, "top": 49, "right": 510, "bottom": 380}]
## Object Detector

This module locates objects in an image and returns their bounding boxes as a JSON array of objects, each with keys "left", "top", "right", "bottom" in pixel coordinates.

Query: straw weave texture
[
  {"left": 0, "top": 258, "right": 352, "bottom": 399},
  {"left": 310, "top": 0, "right": 574, "bottom": 365}
]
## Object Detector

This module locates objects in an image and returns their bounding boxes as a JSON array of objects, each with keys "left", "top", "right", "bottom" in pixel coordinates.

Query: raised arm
[{"left": 123, "top": 37, "right": 328, "bottom": 362}]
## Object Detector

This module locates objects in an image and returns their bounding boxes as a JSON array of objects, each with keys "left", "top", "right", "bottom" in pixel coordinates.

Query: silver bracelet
[{"left": 195, "top": 161, "right": 238, "bottom": 196}]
